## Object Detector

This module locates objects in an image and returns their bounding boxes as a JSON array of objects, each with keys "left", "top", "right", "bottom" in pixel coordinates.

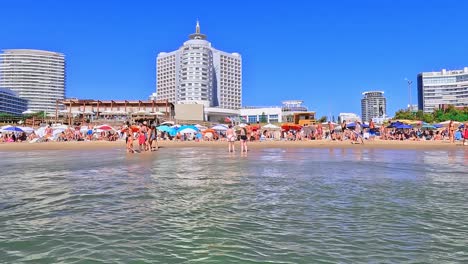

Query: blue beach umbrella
[
  {"left": 395, "top": 124, "right": 412, "bottom": 129},
  {"left": 177, "top": 125, "right": 199, "bottom": 134},
  {"left": 1, "top": 126, "right": 24, "bottom": 133},
  {"left": 156, "top": 125, "right": 172, "bottom": 132}
]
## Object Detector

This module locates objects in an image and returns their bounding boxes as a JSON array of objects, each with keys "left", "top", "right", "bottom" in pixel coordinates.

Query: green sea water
[{"left": 1, "top": 147, "right": 467, "bottom": 263}]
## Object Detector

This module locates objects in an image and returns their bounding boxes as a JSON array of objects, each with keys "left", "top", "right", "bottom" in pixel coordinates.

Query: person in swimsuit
[
  {"left": 226, "top": 124, "right": 236, "bottom": 152},
  {"left": 240, "top": 127, "right": 248, "bottom": 153}
]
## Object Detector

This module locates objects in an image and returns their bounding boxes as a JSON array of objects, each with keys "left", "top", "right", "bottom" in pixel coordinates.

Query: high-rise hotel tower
[
  {"left": 0, "top": 49, "right": 65, "bottom": 113},
  {"left": 361, "top": 91, "right": 387, "bottom": 122},
  {"left": 156, "top": 21, "right": 242, "bottom": 109}
]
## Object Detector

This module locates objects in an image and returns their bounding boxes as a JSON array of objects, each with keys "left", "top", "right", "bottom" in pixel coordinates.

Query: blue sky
[{"left": 1, "top": 0, "right": 467, "bottom": 118}]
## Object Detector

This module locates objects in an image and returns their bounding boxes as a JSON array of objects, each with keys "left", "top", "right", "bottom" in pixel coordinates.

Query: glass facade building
[
  {"left": 0, "top": 49, "right": 65, "bottom": 114},
  {"left": 361, "top": 91, "right": 386, "bottom": 122},
  {"left": 156, "top": 22, "right": 242, "bottom": 110},
  {"left": 0, "top": 87, "right": 28, "bottom": 115},
  {"left": 417, "top": 68, "right": 468, "bottom": 113}
]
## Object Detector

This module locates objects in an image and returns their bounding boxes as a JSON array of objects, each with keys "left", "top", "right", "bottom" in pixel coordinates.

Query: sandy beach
[{"left": 0, "top": 139, "right": 466, "bottom": 152}]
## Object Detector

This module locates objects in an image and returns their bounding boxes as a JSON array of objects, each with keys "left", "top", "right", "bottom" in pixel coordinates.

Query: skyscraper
[
  {"left": 417, "top": 68, "right": 468, "bottom": 113},
  {"left": 0, "top": 49, "right": 65, "bottom": 113},
  {"left": 156, "top": 21, "right": 242, "bottom": 110},
  {"left": 361, "top": 91, "right": 386, "bottom": 122}
]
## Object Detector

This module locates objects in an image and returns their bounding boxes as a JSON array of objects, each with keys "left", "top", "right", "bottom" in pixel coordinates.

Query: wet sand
[{"left": 0, "top": 140, "right": 465, "bottom": 152}]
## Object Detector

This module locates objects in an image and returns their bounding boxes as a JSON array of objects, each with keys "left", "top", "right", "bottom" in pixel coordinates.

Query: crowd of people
[{"left": 1, "top": 120, "right": 468, "bottom": 149}]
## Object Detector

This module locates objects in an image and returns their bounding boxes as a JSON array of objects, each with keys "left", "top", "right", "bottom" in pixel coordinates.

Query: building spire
[{"left": 189, "top": 20, "right": 207, "bottom": 40}]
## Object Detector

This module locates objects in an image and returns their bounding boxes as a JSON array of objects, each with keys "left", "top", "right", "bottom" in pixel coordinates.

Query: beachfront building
[
  {"left": 155, "top": 21, "right": 242, "bottom": 110},
  {"left": 0, "top": 49, "right": 65, "bottom": 114},
  {"left": 361, "top": 91, "right": 386, "bottom": 122},
  {"left": 417, "top": 67, "right": 468, "bottom": 113},
  {"left": 59, "top": 99, "right": 174, "bottom": 125},
  {"left": 338, "top": 113, "right": 361, "bottom": 123},
  {"left": 239, "top": 106, "right": 282, "bottom": 124},
  {"left": 0, "top": 87, "right": 28, "bottom": 115},
  {"left": 281, "top": 100, "right": 311, "bottom": 123}
]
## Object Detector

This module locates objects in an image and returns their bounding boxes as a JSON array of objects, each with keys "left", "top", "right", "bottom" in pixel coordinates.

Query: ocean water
[{"left": 1, "top": 147, "right": 467, "bottom": 263}]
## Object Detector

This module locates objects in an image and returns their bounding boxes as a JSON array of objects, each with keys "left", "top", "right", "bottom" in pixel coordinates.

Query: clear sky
[{"left": 1, "top": 0, "right": 467, "bottom": 118}]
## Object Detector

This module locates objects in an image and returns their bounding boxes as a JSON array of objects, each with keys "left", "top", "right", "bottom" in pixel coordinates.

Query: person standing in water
[
  {"left": 226, "top": 124, "right": 236, "bottom": 152},
  {"left": 240, "top": 126, "right": 248, "bottom": 153}
]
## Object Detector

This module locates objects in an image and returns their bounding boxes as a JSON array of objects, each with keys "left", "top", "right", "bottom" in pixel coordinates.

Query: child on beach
[{"left": 138, "top": 129, "right": 146, "bottom": 152}]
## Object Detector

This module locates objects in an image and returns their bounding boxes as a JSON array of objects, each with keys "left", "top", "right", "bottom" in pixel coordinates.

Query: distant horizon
[{"left": 1, "top": 1, "right": 467, "bottom": 118}]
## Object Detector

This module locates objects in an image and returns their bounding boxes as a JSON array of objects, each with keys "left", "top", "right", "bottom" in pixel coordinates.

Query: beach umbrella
[
  {"left": 149, "top": 111, "right": 165, "bottom": 116},
  {"left": 22, "top": 110, "right": 36, "bottom": 115},
  {"left": 395, "top": 124, "right": 413, "bottom": 129},
  {"left": 17, "top": 126, "right": 35, "bottom": 134},
  {"left": 421, "top": 124, "right": 437, "bottom": 130},
  {"left": 281, "top": 123, "right": 302, "bottom": 131},
  {"left": 194, "top": 124, "right": 207, "bottom": 130},
  {"left": 262, "top": 123, "right": 280, "bottom": 130},
  {"left": 1, "top": 126, "right": 24, "bottom": 133},
  {"left": 96, "top": 124, "right": 114, "bottom": 131},
  {"left": 177, "top": 125, "right": 199, "bottom": 134},
  {"left": 211, "top": 124, "right": 228, "bottom": 131},
  {"left": 156, "top": 125, "right": 172, "bottom": 132},
  {"left": 160, "top": 121, "right": 175, "bottom": 126}
]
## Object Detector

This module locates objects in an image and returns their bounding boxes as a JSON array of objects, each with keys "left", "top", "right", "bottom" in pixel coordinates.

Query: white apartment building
[
  {"left": 155, "top": 21, "right": 242, "bottom": 110},
  {"left": 417, "top": 67, "right": 468, "bottom": 113},
  {"left": 361, "top": 91, "right": 386, "bottom": 122},
  {"left": 0, "top": 49, "right": 65, "bottom": 114}
]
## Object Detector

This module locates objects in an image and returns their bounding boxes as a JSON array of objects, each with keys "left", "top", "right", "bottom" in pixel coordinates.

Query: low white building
[
  {"left": 338, "top": 113, "right": 361, "bottom": 123},
  {"left": 239, "top": 106, "right": 282, "bottom": 124}
]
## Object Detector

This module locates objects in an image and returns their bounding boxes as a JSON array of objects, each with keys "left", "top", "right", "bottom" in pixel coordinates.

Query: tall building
[
  {"left": 0, "top": 49, "right": 65, "bottom": 113},
  {"left": 361, "top": 91, "right": 386, "bottom": 122},
  {"left": 156, "top": 21, "right": 242, "bottom": 110},
  {"left": 0, "top": 87, "right": 28, "bottom": 115},
  {"left": 417, "top": 67, "right": 468, "bottom": 113}
]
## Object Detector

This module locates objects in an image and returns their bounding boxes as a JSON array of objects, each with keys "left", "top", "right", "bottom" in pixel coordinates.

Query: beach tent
[
  {"left": 346, "top": 122, "right": 369, "bottom": 129},
  {"left": 420, "top": 124, "right": 437, "bottom": 130}
]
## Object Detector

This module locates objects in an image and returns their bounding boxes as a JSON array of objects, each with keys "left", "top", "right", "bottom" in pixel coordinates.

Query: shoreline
[{"left": 0, "top": 140, "right": 466, "bottom": 152}]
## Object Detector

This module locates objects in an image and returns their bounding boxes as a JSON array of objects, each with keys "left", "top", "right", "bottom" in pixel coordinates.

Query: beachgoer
[
  {"left": 226, "top": 124, "right": 236, "bottom": 152},
  {"left": 448, "top": 120, "right": 455, "bottom": 143},
  {"left": 328, "top": 121, "right": 335, "bottom": 140},
  {"left": 240, "top": 126, "right": 248, "bottom": 152},
  {"left": 138, "top": 129, "right": 146, "bottom": 151},
  {"left": 353, "top": 121, "right": 364, "bottom": 144},
  {"left": 463, "top": 123, "right": 468, "bottom": 146},
  {"left": 127, "top": 131, "right": 135, "bottom": 153}
]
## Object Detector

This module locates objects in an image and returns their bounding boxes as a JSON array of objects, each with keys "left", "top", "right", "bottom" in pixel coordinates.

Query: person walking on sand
[
  {"left": 353, "top": 121, "right": 364, "bottom": 144},
  {"left": 240, "top": 126, "right": 248, "bottom": 152},
  {"left": 226, "top": 124, "right": 236, "bottom": 152}
]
